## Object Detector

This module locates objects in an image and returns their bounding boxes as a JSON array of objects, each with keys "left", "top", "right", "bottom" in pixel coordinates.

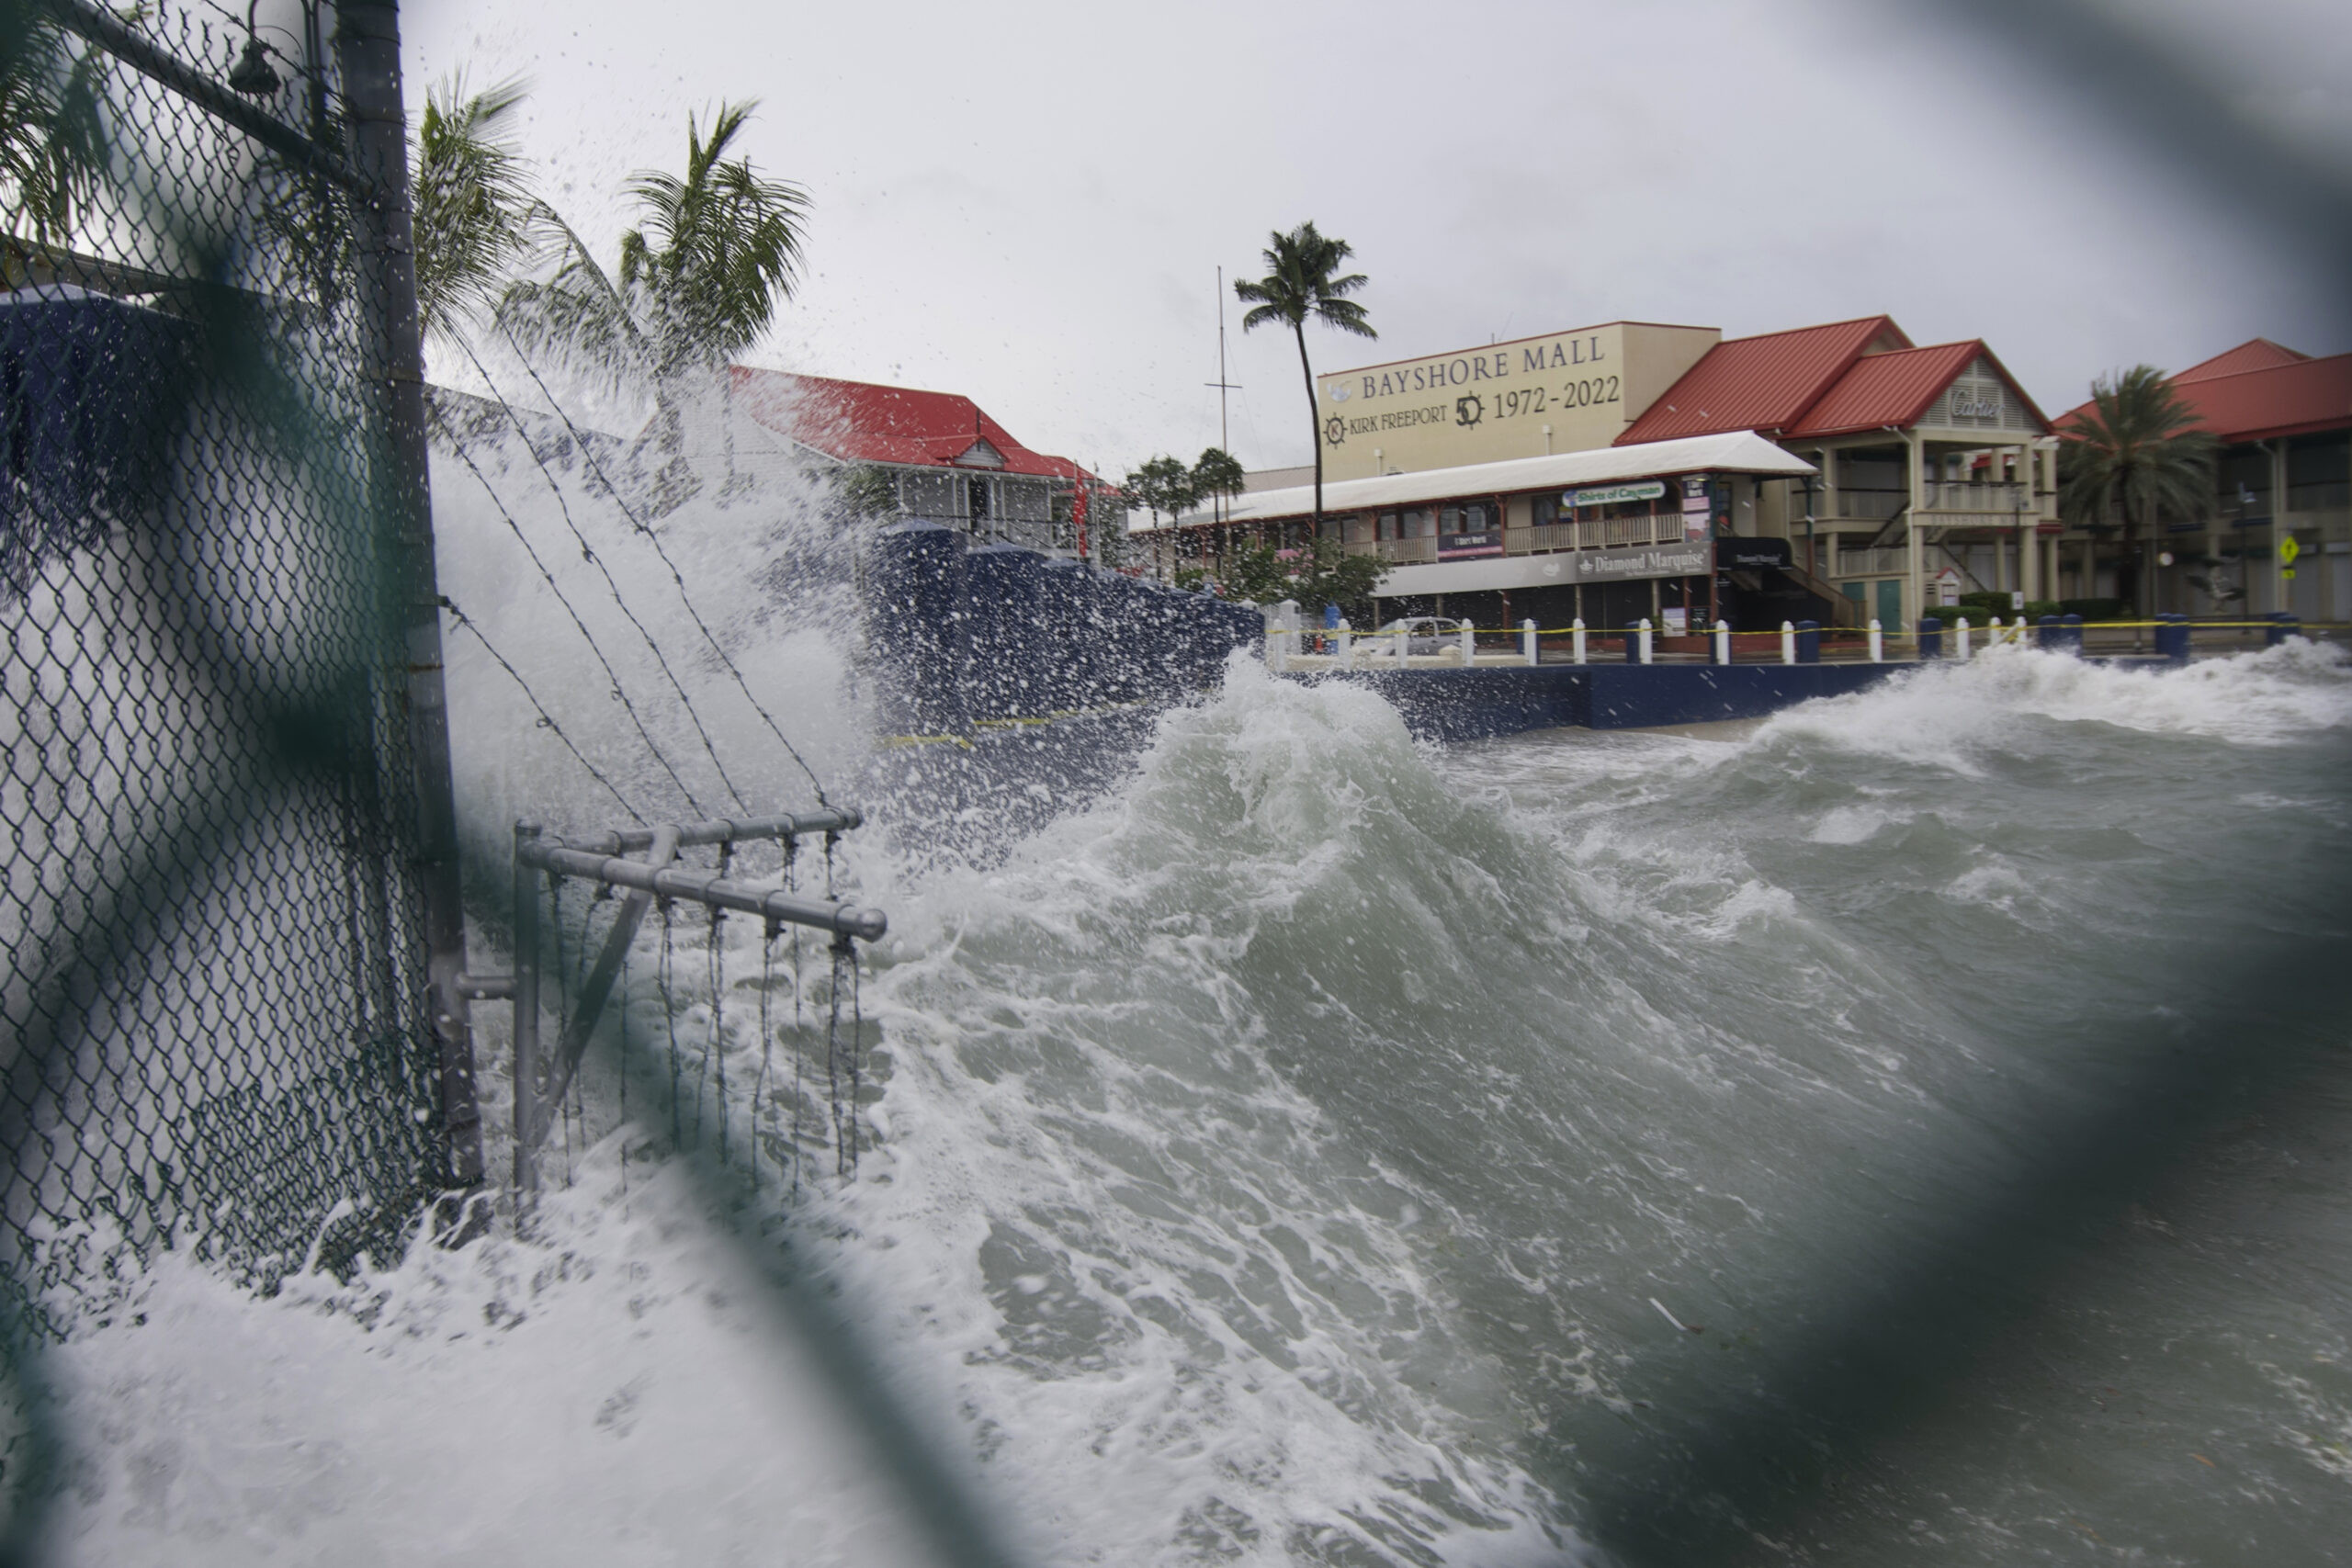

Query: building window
[{"left": 967, "top": 477, "right": 992, "bottom": 532}]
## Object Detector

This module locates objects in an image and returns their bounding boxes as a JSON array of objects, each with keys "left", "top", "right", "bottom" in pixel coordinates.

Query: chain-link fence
[{"left": 0, "top": 0, "right": 469, "bottom": 1343}]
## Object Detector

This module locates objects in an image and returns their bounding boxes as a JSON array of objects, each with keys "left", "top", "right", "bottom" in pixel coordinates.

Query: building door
[{"left": 1875, "top": 578, "right": 1903, "bottom": 630}]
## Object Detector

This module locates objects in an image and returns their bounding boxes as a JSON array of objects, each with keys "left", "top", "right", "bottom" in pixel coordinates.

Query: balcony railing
[
  {"left": 1349, "top": 513, "right": 1702, "bottom": 565},
  {"left": 1505, "top": 523, "right": 1580, "bottom": 556},
  {"left": 1596, "top": 513, "right": 1668, "bottom": 547},
  {"left": 1344, "top": 536, "right": 1439, "bottom": 563},
  {"left": 1837, "top": 547, "right": 1907, "bottom": 578},
  {"left": 1832, "top": 489, "right": 1906, "bottom": 521},
  {"left": 1923, "top": 480, "right": 2030, "bottom": 513}
]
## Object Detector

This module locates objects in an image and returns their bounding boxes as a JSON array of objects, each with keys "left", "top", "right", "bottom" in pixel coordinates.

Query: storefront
[{"left": 1139, "top": 430, "right": 1825, "bottom": 629}]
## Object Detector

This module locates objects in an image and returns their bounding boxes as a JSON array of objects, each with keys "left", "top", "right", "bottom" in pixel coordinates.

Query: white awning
[{"left": 1145, "top": 429, "right": 1814, "bottom": 531}]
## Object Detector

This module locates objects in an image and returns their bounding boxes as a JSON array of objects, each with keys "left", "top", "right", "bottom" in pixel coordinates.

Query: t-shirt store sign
[
  {"left": 1566, "top": 480, "right": 1664, "bottom": 507},
  {"left": 1681, "top": 474, "right": 1712, "bottom": 542}
]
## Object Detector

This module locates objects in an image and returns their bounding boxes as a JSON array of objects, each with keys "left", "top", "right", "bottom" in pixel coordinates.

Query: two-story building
[
  {"left": 725, "top": 367, "right": 1115, "bottom": 558},
  {"left": 2052, "top": 340, "right": 2350, "bottom": 620},
  {"left": 1150, "top": 314, "right": 2057, "bottom": 630},
  {"left": 1611, "top": 317, "right": 2058, "bottom": 632}
]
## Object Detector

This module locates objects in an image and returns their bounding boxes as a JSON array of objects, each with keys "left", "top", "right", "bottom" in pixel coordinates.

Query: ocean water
[{"left": 27, "top": 619, "right": 2352, "bottom": 1562}]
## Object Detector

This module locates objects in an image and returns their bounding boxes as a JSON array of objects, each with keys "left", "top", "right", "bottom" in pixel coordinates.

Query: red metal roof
[
  {"left": 1784, "top": 340, "right": 2050, "bottom": 438},
  {"left": 2166, "top": 353, "right": 2352, "bottom": 444},
  {"left": 1613, "top": 316, "right": 1912, "bottom": 445},
  {"left": 2052, "top": 350, "right": 2352, "bottom": 446},
  {"left": 2173, "top": 338, "right": 2310, "bottom": 383},
  {"left": 728, "top": 367, "right": 1093, "bottom": 481}
]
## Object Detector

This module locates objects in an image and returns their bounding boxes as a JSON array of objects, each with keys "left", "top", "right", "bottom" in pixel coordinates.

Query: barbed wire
[
  {"left": 444, "top": 331, "right": 753, "bottom": 816},
  {"left": 490, "top": 326, "right": 836, "bottom": 809},
  {"left": 440, "top": 596, "right": 645, "bottom": 824},
  {"left": 428, "top": 402, "right": 709, "bottom": 817}
]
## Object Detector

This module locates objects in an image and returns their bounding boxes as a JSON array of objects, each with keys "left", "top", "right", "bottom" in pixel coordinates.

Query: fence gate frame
[{"left": 13, "top": 0, "right": 482, "bottom": 1212}]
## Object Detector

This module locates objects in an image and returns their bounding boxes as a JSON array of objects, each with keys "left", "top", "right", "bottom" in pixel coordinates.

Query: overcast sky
[{"left": 402, "top": 0, "right": 2350, "bottom": 478}]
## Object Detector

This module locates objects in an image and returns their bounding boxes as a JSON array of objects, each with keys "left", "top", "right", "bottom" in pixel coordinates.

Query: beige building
[
  {"left": 1277, "top": 314, "right": 2059, "bottom": 629},
  {"left": 1316, "top": 321, "right": 1720, "bottom": 480}
]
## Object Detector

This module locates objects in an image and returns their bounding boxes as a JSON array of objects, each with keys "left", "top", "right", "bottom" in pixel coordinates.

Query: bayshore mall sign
[{"left": 1316, "top": 321, "right": 1721, "bottom": 481}]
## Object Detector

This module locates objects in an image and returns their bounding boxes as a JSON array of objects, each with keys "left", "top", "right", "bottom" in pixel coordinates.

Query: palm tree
[
  {"left": 1, "top": 14, "right": 117, "bottom": 254},
  {"left": 1233, "top": 222, "right": 1374, "bottom": 536},
  {"left": 1192, "top": 446, "right": 1247, "bottom": 570},
  {"left": 411, "top": 74, "right": 536, "bottom": 342},
  {"left": 616, "top": 101, "right": 808, "bottom": 379},
  {"left": 1122, "top": 454, "right": 1195, "bottom": 580},
  {"left": 500, "top": 101, "right": 807, "bottom": 507},
  {"left": 503, "top": 100, "right": 808, "bottom": 395},
  {"left": 2058, "top": 367, "right": 2218, "bottom": 615}
]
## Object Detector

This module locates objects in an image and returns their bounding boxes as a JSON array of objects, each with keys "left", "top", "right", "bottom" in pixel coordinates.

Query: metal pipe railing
[
  {"left": 554, "top": 807, "right": 863, "bottom": 857},
  {"left": 517, "top": 840, "right": 887, "bottom": 941},
  {"left": 509, "top": 808, "right": 886, "bottom": 1193}
]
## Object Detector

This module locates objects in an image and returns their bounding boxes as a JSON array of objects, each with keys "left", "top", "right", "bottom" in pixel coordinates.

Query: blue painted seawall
[{"left": 1313, "top": 662, "right": 1900, "bottom": 741}]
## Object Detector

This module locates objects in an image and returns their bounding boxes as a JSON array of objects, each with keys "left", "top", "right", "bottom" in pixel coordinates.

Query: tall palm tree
[
  {"left": 2058, "top": 366, "right": 2218, "bottom": 615},
  {"left": 1234, "top": 222, "right": 1374, "bottom": 536},
  {"left": 616, "top": 101, "right": 808, "bottom": 380},
  {"left": 503, "top": 100, "right": 808, "bottom": 394},
  {"left": 411, "top": 73, "right": 535, "bottom": 342}
]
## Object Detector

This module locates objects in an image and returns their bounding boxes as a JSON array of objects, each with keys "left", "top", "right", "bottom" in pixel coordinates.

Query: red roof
[
  {"left": 2173, "top": 338, "right": 2310, "bottom": 383},
  {"left": 729, "top": 367, "right": 1093, "bottom": 481},
  {"left": 1785, "top": 340, "right": 2049, "bottom": 438},
  {"left": 1614, "top": 316, "right": 1912, "bottom": 445},
  {"left": 2167, "top": 353, "right": 2352, "bottom": 444},
  {"left": 2053, "top": 348, "right": 2352, "bottom": 446}
]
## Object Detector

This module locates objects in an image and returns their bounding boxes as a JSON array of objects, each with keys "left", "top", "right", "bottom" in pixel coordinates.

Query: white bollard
[
  {"left": 1334, "top": 619, "right": 1352, "bottom": 667},
  {"left": 1989, "top": 615, "right": 2003, "bottom": 648},
  {"left": 1521, "top": 617, "right": 1538, "bottom": 667},
  {"left": 1459, "top": 621, "right": 1476, "bottom": 663},
  {"left": 1637, "top": 617, "right": 1654, "bottom": 665},
  {"left": 1713, "top": 618, "right": 1731, "bottom": 666},
  {"left": 1868, "top": 618, "right": 1883, "bottom": 662},
  {"left": 1572, "top": 617, "right": 1587, "bottom": 665},
  {"left": 1955, "top": 616, "right": 1971, "bottom": 660},
  {"left": 1781, "top": 619, "right": 1796, "bottom": 665}
]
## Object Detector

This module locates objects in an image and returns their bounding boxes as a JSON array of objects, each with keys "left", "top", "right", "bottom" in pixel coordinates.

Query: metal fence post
[
  {"left": 337, "top": 0, "right": 482, "bottom": 1187},
  {"left": 513, "top": 822, "right": 543, "bottom": 1195}
]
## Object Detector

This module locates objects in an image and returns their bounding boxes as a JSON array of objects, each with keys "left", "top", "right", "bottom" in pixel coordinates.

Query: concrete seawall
[{"left": 1315, "top": 662, "right": 1900, "bottom": 741}]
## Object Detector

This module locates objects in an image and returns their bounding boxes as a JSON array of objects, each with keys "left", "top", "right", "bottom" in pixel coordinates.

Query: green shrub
[{"left": 2059, "top": 597, "right": 2129, "bottom": 621}]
